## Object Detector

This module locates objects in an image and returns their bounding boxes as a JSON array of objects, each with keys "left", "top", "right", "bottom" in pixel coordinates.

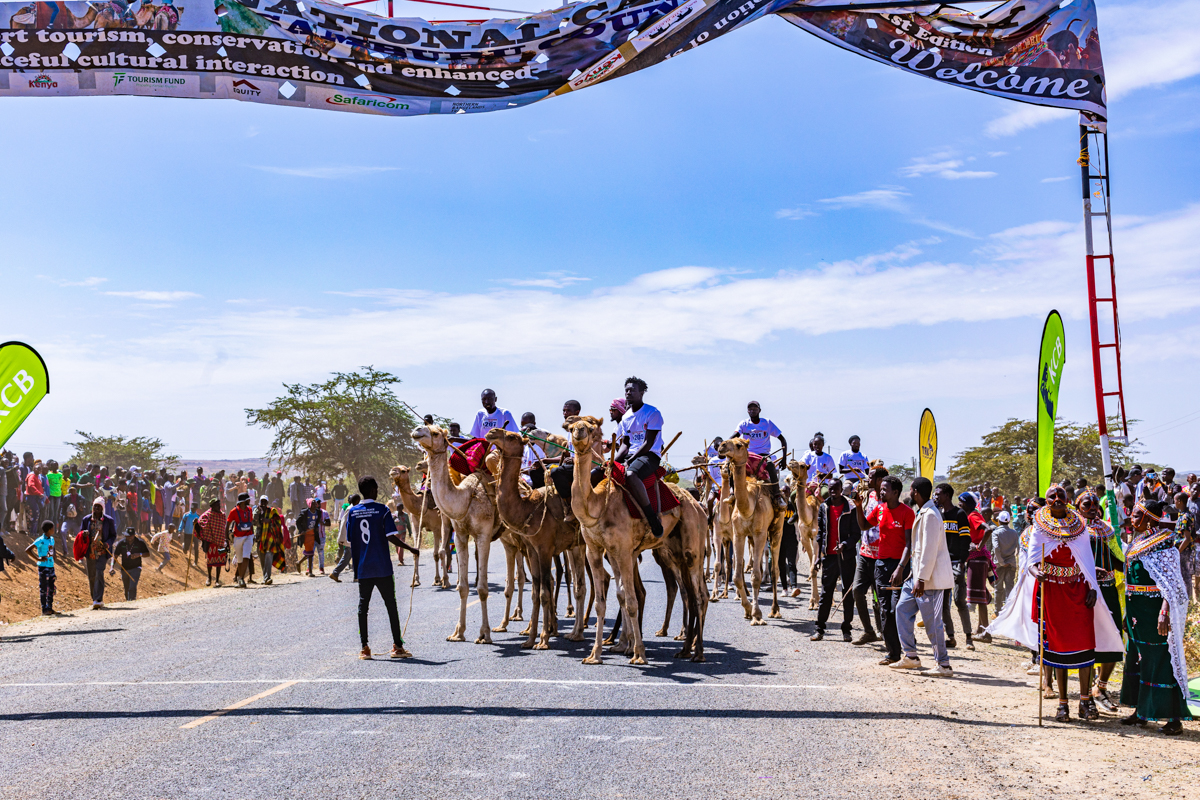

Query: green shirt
[
  {"left": 46, "top": 472, "right": 63, "bottom": 497},
  {"left": 77, "top": 472, "right": 95, "bottom": 504}
]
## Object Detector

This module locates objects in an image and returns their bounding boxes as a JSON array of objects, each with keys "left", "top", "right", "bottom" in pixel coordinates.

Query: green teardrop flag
[
  {"left": 1036, "top": 312, "right": 1066, "bottom": 497},
  {"left": 0, "top": 342, "right": 50, "bottom": 450},
  {"left": 919, "top": 408, "right": 937, "bottom": 480}
]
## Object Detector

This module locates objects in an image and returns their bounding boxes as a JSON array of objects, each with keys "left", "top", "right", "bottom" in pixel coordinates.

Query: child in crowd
[
  {"left": 151, "top": 523, "right": 176, "bottom": 572},
  {"left": 25, "top": 521, "right": 57, "bottom": 615}
]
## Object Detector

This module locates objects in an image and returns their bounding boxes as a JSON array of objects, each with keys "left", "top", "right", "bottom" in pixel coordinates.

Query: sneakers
[
  {"left": 945, "top": 636, "right": 957, "bottom": 649},
  {"left": 810, "top": 631, "right": 824, "bottom": 641},
  {"left": 1025, "top": 664, "right": 1042, "bottom": 676},
  {"left": 842, "top": 631, "right": 852, "bottom": 642},
  {"left": 878, "top": 657, "right": 898, "bottom": 666},
  {"left": 916, "top": 619, "right": 925, "bottom": 629},
  {"left": 932, "top": 665, "right": 954, "bottom": 678},
  {"left": 390, "top": 645, "right": 413, "bottom": 659},
  {"left": 644, "top": 507, "right": 664, "bottom": 538},
  {"left": 965, "top": 639, "right": 975, "bottom": 651},
  {"left": 263, "top": 577, "right": 273, "bottom": 586},
  {"left": 1120, "top": 713, "right": 1146, "bottom": 727},
  {"left": 852, "top": 633, "right": 879, "bottom": 646},
  {"left": 889, "top": 656, "right": 921, "bottom": 670},
  {"left": 976, "top": 632, "right": 992, "bottom": 644},
  {"left": 359, "top": 646, "right": 372, "bottom": 660},
  {"left": 790, "top": 588, "right": 801, "bottom": 598}
]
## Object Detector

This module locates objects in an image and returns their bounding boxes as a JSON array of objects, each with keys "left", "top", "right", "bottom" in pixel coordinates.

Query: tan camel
[
  {"left": 692, "top": 453, "right": 736, "bottom": 601},
  {"left": 566, "top": 416, "right": 708, "bottom": 664},
  {"left": 389, "top": 465, "right": 450, "bottom": 588},
  {"left": 717, "top": 438, "right": 785, "bottom": 624},
  {"left": 411, "top": 424, "right": 504, "bottom": 644},
  {"left": 485, "top": 429, "right": 588, "bottom": 648},
  {"left": 9, "top": 3, "right": 97, "bottom": 28},
  {"left": 787, "top": 461, "right": 821, "bottom": 609}
]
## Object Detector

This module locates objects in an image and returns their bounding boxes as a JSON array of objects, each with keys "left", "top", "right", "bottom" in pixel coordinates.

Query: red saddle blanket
[
  {"left": 449, "top": 438, "right": 489, "bottom": 475},
  {"left": 611, "top": 462, "right": 681, "bottom": 517},
  {"left": 745, "top": 453, "right": 771, "bottom": 482}
]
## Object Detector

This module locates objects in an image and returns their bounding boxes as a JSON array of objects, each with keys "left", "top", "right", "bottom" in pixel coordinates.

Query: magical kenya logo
[{"left": 28, "top": 74, "right": 57, "bottom": 89}]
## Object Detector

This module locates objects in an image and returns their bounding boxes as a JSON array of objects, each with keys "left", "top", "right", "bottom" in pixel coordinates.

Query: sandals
[
  {"left": 1054, "top": 703, "right": 1070, "bottom": 723},
  {"left": 1094, "top": 688, "right": 1118, "bottom": 713},
  {"left": 1119, "top": 713, "right": 1146, "bottom": 727},
  {"left": 1161, "top": 719, "right": 1183, "bottom": 736},
  {"left": 1079, "top": 698, "right": 1100, "bottom": 721}
]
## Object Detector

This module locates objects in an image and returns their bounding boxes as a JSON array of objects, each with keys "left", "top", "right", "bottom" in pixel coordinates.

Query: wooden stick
[{"left": 660, "top": 431, "right": 683, "bottom": 458}]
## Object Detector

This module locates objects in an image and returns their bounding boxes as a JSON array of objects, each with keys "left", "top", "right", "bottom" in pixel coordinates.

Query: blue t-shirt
[
  {"left": 180, "top": 511, "right": 200, "bottom": 535},
  {"left": 34, "top": 535, "right": 55, "bottom": 568},
  {"left": 346, "top": 500, "right": 397, "bottom": 580}
]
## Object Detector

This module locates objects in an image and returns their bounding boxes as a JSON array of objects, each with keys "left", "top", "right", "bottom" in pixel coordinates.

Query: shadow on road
[{"left": 1, "top": 627, "right": 126, "bottom": 643}]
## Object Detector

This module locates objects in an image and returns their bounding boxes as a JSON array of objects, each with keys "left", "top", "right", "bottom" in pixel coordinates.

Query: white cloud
[
  {"left": 775, "top": 207, "right": 817, "bottom": 220},
  {"left": 497, "top": 272, "right": 590, "bottom": 289},
  {"left": 38, "top": 275, "right": 107, "bottom": 288},
  {"left": 986, "top": 105, "right": 1073, "bottom": 138},
  {"left": 1041, "top": 176, "right": 1071, "bottom": 183},
  {"left": 819, "top": 187, "right": 910, "bottom": 212},
  {"left": 900, "top": 154, "right": 996, "bottom": 180},
  {"left": 105, "top": 290, "right": 201, "bottom": 302},
  {"left": 251, "top": 166, "right": 399, "bottom": 179}
]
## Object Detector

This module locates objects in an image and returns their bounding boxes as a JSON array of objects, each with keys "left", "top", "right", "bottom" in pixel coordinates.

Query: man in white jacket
[{"left": 891, "top": 477, "right": 954, "bottom": 676}]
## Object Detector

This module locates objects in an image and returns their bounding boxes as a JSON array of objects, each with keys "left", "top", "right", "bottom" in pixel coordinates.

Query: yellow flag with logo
[
  {"left": 919, "top": 408, "right": 937, "bottom": 480},
  {"left": 0, "top": 342, "right": 50, "bottom": 450}
]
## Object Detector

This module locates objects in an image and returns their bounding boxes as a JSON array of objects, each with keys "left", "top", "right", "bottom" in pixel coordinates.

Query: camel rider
[
  {"left": 706, "top": 437, "right": 725, "bottom": 498},
  {"left": 447, "top": 422, "right": 466, "bottom": 444},
  {"left": 468, "top": 389, "right": 517, "bottom": 439},
  {"left": 520, "top": 412, "right": 549, "bottom": 489},
  {"left": 839, "top": 435, "right": 871, "bottom": 488},
  {"left": 802, "top": 432, "right": 836, "bottom": 487},
  {"left": 730, "top": 401, "right": 787, "bottom": 510},
  {"left": 550, "top": 400, "right": 583, "bottom": 509},
  {"left": 590, "top": 377, "right": 665, "bottom": 538}
]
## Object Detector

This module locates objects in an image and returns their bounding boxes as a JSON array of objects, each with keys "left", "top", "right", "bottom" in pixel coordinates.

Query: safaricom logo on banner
[
  {"left": 570, "top": 50, "right": 625, "bottom": 91},
  {"left": 327, "top": 94, "right": 410, "bottom": 110}
]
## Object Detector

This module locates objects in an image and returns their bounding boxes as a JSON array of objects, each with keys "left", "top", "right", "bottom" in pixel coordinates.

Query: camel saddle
[
  {"left": 611, "top": 462, "right": 681, "bottom": 517},
  {"left": 745, "top": 453, "right": 771, "bottom": 482},
  {"left": 449, "top": 438, "right": 489, "bottom": 475}
]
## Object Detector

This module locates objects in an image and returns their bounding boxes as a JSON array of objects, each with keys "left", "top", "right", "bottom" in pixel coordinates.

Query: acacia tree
[
  {"left": 245, "top": 367, "right": 423, "bottom": 480},
  {"left": 947, "top": 418, "right": 1150, "bottom": 498},
  {"left": 67, "top": 432, "right": 178, "bottom": 470}
]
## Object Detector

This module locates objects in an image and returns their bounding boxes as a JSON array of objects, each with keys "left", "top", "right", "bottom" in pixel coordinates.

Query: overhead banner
[
  {"left": 918, "top": 407, "right": 936, "bottom": 480},
  {"left": 0, "top": 0, "right": 1105, "bottom": 118},
  {"left": 1036, "top": 310, "right": 1065, "bottom": 497},
  {"left": 0, "top": 341, "right": 49, "bottom": 450}
]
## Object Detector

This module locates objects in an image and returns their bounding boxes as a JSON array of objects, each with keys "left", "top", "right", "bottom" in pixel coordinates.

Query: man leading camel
[
  {"left": 469, "top": 389, "right": 517, "bottom": 439},
  {"left": 591, "top": 377, "right": 665, "bottom": 538},
  {"left": 730, "top": 401, "right": 787, "bottom": 510}
]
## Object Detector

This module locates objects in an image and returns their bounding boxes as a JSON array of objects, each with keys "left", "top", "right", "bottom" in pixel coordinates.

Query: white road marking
[
  {"left": 179, "top": 680, "right": 299, "bottom": 729},
  {"left": 1, "top": 678, "right": 834, "bottom": 690}
]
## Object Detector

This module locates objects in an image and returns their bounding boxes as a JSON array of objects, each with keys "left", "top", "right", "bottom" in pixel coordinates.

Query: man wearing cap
[
  {"left": 731, "top": 401, "right": 787, "bottom": 510},
  {"left": 82, "top": 499, "right": 118, "bottom": 609},
  {"left": 227, "top": 492, "right": 255, "bottom": 588},
  {"left": 838, "top": 436, "right": 870, "bottom": 487},
  {"left": 468, "top": 389, "right": 517, "bottom": 439},
  {"left": 990, "top": 509, "right": 1020, "bottom": 611}
]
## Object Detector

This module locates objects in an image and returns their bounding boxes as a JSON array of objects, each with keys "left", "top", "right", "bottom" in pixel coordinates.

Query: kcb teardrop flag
[
  {"left": 0, "top": 342, "right": 50, "bottom": 450},
  {"left": 918, "top": 408, "right": 936, "bottom": 480},
  {"left": 1036, "top": 311, "right": 1065, "bottom": 497}
]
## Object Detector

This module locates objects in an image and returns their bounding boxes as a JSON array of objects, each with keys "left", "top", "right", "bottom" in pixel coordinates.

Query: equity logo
[
  {"left": 232, "top": 79, "right": 262, "bottom": 96},
  {"left": 28, "top": 73, "right": 58, "bottom": 89}
]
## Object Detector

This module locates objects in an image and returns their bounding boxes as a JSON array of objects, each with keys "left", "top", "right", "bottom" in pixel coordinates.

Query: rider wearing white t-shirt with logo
[
  {"left": 801, "top": 432, "right": 836, "bottom": 484},
  {"left": 838, "top": 435, "right": 871, "bottom": 487},
  {"left": 730, "top": 401, "right": 788, "bottom": 510},
  {"left": 591, "top": 376, "right": 665, "bottom": 538},
  {"left": 469, "top": 388, "right": 517, "bottom": 440}
]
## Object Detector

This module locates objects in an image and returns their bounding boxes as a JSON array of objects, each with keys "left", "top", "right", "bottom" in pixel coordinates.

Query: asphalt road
[{"left": 0, "top": 547, "right": 1029, "bottom": 799}]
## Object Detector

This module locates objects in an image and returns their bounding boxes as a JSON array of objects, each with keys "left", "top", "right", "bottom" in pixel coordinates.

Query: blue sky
[{"left": 5, "top": 0, "right": 1199, "bottom": 474}]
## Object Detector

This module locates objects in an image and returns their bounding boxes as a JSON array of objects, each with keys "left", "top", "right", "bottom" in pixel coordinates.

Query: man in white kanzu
[
  {"left": 802, "top": 432, "right": 836, "bottom": 484},
  {"left": 838, "top": 435, "right": 870, "bottom": 487},
  {"left": 591, "top": 376, "right": 666, "bottom": 538},
  {"left": 730, "top": 401, "right": 787, "bottom": 510},
  {"left": 468, "top": 388, "right": 517, "bottom": 439}
]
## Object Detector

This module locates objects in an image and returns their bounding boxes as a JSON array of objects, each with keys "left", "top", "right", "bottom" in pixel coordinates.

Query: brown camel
[
  {"left": 693, "top": 453, "right": 737, "bottom": 601},
  {"left": 9, "top": 3, "right": 97, "bottom": 28},
  {"left": 787, "top": 461, "right": 821, "bottom": 609},
  {"left": 389, "top": 465, "right": 451, "bottom": 588},
  {"left": 566, "top": 415, "right": 708, "bottom": 664},
  {"left": 717, "top": 438, "right": 785, "bottom": 624},
  {"left": 485, "top": 429, "right": 588, "bottom": 648},
  {"left": 411, "top": 424, "right": 504, "bottom": 644}
]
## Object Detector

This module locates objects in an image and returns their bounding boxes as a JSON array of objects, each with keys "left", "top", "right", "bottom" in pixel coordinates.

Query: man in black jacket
[
  {"left": 934, "top": 483, "right": 973, "bottom": 649},
  {"left": 812, "top": 479, "right": 861, "bottom": 641}
]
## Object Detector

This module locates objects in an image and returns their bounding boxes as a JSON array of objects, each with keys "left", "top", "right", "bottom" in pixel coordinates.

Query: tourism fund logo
[{"left": 113, "top": 72, "right": 126, "bottom": 87}]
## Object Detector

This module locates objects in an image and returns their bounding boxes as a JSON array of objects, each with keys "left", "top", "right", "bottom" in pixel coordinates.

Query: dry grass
[{"left": 1186, "top": 600, "right": 1200, "bottom": 673}]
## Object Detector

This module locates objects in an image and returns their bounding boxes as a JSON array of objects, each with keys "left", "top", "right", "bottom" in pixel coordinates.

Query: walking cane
[{"left": 1038, "top": 542, "right": 1045, "bottom": 727}]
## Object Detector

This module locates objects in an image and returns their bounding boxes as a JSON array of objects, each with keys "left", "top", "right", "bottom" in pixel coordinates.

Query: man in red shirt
[
  {"left": 226, "top": 492, "right": 255, "bottom": 589},
  {"left": 855, "top": 475, "right": 915, "bottom": 665}
]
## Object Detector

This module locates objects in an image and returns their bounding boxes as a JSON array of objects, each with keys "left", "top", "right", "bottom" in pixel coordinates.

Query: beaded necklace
[
  {"left": 1086, "top": 519, "right": 1116, "bottom": 541},
  {"left": 1033, "top": 506, "right": 1086, "bottom": 540},
  {"left": 1126, "top": 527, "right": 1174, "bottom": 560}
]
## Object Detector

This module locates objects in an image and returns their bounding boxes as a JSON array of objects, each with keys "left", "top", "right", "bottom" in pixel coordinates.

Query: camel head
[
  {"left": 389, "top": 465, "right": 409, "bottom": 487},
  {"left": 787, "top": 460, "right": 809, "bottom": 483},
  {"left": 484, "top": 427, "right": 524, "bottom": 459},
  {"left": 717, "top": 437, "right": 749, "bottom": 465},
  {"left": 565, "top": 415, "right": 604, "bottom": 453},
  {"left": 410, "top": 424, "right": 447, "bottom": 455},
  {"left": 691, "top": 453, "right": 707, "bottom": 467}
]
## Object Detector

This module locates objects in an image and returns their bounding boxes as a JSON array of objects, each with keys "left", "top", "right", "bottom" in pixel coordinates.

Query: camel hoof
[
  {"left": 512, "top": 611, "right": 524, "bottom": 621},
  {"left": 751, "top": 617, "right": 767, "bottom": 626},
  {"left": 582, "top": 655, "right": 603, "bottom": 665},
  {"left": 520, "top": 639, "right": 536, "bottom": 649},
  {"left": 533, "top": 642, "right": 550, "bottom": 650},
  {"left": 673, "top": 633, "right": 687, "bottom": 641},
  {"left": 491, "top": 625, "right": 508, "bottom": 632},
  {"left": 566, "top": 609, "right": 575, "bottom": 618},
  {"left": 769, "top": 610, "right": 783, "bottom": 619},
  {"left": 602, "top": 636, "right": 617, "bottom": 646},
  {"left": 474, "top": 636, "right": 493, "bottom": 644},
  {"left": 629, "top": 655, "right": 648, "bottom": 666},
  {"left": 690, "top": 654, "right": 707, "bottom": 663},
  {"left": 410, "top": 580, "right": 420, "bottom": 588},
  {"left": 447, "top": 634, "right": 466, "bottom": 642},
  {"left": 673, "top": 649, "right": 690, "bottom": 659},
  {"left": 743, "top": 611, "right": 753, "bottom": 620},
  {"left": 709, "top": 595, "right": 719, "bottom": 603},
  {"left": 565, "top": 633, "right": 585, "bottom": 642},
  {"left": 654, "top": 628, "right": 668, "bottom": 638}
]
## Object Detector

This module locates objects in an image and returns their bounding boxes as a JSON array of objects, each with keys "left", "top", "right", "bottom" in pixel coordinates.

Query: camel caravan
[{"left": 390, "top": 380, "right": 855, "bottom": 666}]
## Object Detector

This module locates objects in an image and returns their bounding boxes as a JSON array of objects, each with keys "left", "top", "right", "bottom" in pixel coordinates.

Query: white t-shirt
[
  {"left": 522, "top": 441, "right": 546, "bottom": 473},
  {"left": 838, "top": 449, "right": 870, "bottom": 481},
  {"left": 801, "top": 450, "right": 835, "bottom": 480},
  {"left": 736, "top": 417, "right": 782, "bottom": 456},
  {"left": 706, "top": 444, "right": 724, "bottom": 486},
  {"left": 621, "top": 403, "right": 664, "bottom": 457},
  {"left": 469, "top": 407, "right": 517, "bottom": 439}
]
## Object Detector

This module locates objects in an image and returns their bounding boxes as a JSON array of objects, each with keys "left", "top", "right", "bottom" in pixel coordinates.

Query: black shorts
[{"left": 627, "top": 453, "right": 661, "bottom": 481}]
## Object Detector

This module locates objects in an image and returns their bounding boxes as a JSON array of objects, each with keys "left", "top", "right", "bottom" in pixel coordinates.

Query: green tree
[
  {"left": 887, "top": 463, "right": 916, "bottom": 484},
  {"left": 245, "top": 367, "right": 422, "bottom": 481},
  {"left": 66, "top": 432, "right": 178, "bottom": 470},
  {"left": 947, "top": 418, "right": 1150, "bottom": 499}
]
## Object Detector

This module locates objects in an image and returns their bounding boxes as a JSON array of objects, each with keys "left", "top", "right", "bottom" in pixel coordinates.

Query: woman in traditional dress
[
  {"left": 1077, "top": 490, "right": 1125, "bottom": 713},
  {"left": 1119, "top": 500, "right": 1193, "bottom": 735}
]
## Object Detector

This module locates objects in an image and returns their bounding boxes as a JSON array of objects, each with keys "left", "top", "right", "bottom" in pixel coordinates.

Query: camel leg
[
  {"left": 514, "top": 549, "right": 526, "bottom": 621},
  {"left": 495, "top": 539, "right": 517, "bottom": 633},
  {"left": 565, "top": 545, "right": 588, "bottom": 641},
  {"left": 768, "top": 521, "right": 784, "bottom": 619},
  {"left": 750, "top": 533, "right": 767, "bottom": 625},
  {"left": 535, "top": 551, "right": 554, "bottom": 649},
  {"left": 805, "top": 531, "right": 820, "bottom": 610},
  {"left": 582, "top": 548, "right": 608, "bottom": 665},
  {"left": 521, "top": 550, "right": 544, "bottom": 649},
  {"left": 553, "top": 553, "right": 563, "bottom": 616},
  {"left": 733, "top": 534, "right": 753, "bottom": 620},
  {"left": 653, "top": 549, "right": 677, "bottom": 638},
  {"left": 447, "top": 533, "right": 469, "bottom": 642},
  {"left": 563, "top": 554, "right": 575, "bottom": 617},
  {"left": 474, "top": 533, "right": 493, "bottom": 644},
  {"left": 616, "top": 551, "right": 648, "bottom": 665},
  {"left": 606, "top": 581, "right": 625, "bottom": 648}
]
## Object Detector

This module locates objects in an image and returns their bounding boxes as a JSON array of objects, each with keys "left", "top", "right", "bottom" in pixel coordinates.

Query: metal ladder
[{"left": 1079, "top": 120, "right": 1128, "bottom": 509}]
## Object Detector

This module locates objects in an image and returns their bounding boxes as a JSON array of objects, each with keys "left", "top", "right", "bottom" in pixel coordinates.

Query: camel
[
  {"left": 566, "top": 415, "right": 709, "bottom": 664},
  {"left": 9, "top": 3, "right": 97, "bottom": 28},
  {"left": 717, "top": 438, "right": 785, "bottom": 624},
  {"left": 389, "top": 465, "right": 449, "bottom": 588},
  {"left": 411, "top": 424, "right": 505, "bottom": 644},
  {"left": 693, "top": 453, "right": 737, "bottom": 601},
  {"left": 485, "top": 428, "right": 588, "bottom": 648},
  {"left": 787, "top": 461, "right": 820, "bottom": 609},
  {"left": 494, "top": 526, "right": 527, "bottom": 631}
]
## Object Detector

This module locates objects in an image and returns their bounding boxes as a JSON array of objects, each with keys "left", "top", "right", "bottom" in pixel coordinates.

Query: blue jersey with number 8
[{"left": 345, "top": 500, "right": 397, "bottom": 580}]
